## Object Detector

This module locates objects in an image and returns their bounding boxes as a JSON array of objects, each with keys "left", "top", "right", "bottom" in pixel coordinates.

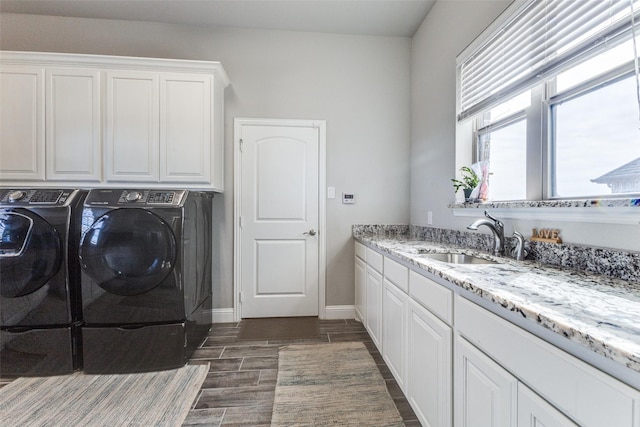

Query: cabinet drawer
[
  {"left": 409, "top": 271, "right": 452, "bottom": 325},
  {"left": 355, "top": 241, "right": 366, "bottom": 260},
  {"left": 384, "top": 257, "right": 408, "bottom": 292},
  {"left": 455, "top": 295, "right": 640, "bottom": 427},
  {"left": 366, "top": 247, "right": 383, "bottom": 273}
]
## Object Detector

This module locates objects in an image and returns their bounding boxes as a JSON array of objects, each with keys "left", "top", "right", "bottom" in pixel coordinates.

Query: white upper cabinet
[
  {"left": 159, "top": 73, "right": 212, "bottom": 183},
  {"left": 46, "top": 68, "right": 101, "bottom": 182},
  {"left": 0, "top": 51, "right": 229, "bottom": 190},
  {"left": 0, "top": 66, "right": 45, "bottom": 181},
  {"left": 105, "top": 70, "right": 160, "bottom": 182}
]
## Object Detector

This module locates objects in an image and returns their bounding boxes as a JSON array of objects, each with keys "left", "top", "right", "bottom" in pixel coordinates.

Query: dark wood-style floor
[{"left": 184, "top": 318, "right": 420, "bottom": 426}]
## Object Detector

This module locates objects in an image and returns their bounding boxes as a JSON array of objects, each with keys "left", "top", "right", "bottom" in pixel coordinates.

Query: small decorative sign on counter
[{"left": 531, "top": 228, "right": 563, "bottom": 243}]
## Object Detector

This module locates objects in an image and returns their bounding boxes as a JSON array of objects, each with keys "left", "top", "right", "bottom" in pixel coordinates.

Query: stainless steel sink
[{"left": 419, "top": 252, "right": 497, "bottom": 265}]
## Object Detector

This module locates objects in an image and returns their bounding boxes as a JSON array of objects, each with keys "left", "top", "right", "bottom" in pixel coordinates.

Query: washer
[
  {"left": 79, "top": 189, "right": 213, "bottom": 373},
  {"left": 0, "top": 188, "right": 86, "bottom": 376}
]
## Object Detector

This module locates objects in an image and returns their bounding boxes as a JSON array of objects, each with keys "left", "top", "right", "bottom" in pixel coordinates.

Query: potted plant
[{"left": 451, "top": 166, "right": 479, "bottom": 201}]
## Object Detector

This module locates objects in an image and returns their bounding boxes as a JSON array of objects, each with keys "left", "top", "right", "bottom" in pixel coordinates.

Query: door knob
[{"left": 304, "top": 229, "right": 317, "bottom": 236}]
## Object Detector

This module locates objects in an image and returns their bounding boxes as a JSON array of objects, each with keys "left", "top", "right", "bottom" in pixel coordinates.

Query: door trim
[{"left": 233, "top": 118, "right": 327, "bottom": 321}]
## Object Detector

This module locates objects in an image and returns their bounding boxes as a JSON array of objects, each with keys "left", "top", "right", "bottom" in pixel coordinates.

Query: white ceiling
[{"left": 0, "top": 0, "right": 436, "bottom": 37}]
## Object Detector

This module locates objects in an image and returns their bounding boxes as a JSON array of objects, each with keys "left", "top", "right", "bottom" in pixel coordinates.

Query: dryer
[
  {"left": 0, "top": 188, "right": 86, "bottom": 376},
  {"left": 79, "top": 189, "right": 212, "bottom": 373}
]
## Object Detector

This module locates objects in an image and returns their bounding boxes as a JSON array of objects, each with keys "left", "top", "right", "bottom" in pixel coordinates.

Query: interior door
[{"left": 239, "top": 121, "right": 320, "bottom": 318}]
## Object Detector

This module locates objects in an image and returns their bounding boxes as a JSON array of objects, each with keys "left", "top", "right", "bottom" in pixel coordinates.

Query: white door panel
[
  {"left": 239, "top": 121, "right": 321, "bottom": 318},
  {"left": 256, "top": 138, "right": 307, "bottom": 220},
  {"left": 255, "top": 240, "right": 306, "bottom": 295}
]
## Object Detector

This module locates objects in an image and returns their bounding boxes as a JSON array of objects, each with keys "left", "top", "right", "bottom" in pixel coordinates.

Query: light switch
[{"left": 327, "top": 187, "right": 335, "bottom": 199}]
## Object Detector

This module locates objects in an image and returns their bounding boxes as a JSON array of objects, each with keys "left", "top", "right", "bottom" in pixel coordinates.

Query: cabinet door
[
  {"left": 46, "top": 68, "right": 101, "bottom": 181},
  {"left": 518, "top": 383, "right": 577, "bottom": 427},
  {"left": 160, "top": 73, "right": 212, "bottom": 183},
  {"left": 105, "top": 70, "right": 159, "bottom": 182},
  {"left": 0, "top": 66, "right": 45, "bottom": 180},
  {"left": 382, "top": 279, "right": 408, "bottom": 392},
  {"left": 455, "top": 335, "right": 517, "bottom": 427},
  {"left": 365, "top": 265, "right": 383, "bottom": 351},
  {"left": 455, "top": 295, "right": 640, "bottom": 426},
  {"left": 355, "top": 255, "right": 366, "bottom": 322},
  {"left": 408, "top": 298, "right": 452, "bottom": 427}
]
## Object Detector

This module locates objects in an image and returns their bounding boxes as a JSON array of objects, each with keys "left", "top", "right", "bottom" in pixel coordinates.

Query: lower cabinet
[
  {"left": 455, "top": 334, "right": 577, "bottom": 427},
  {"left": 517, "top": 383, "right": 578, "bottom": 427},
  {"left": 454, "top": 334, "right": 517, "bottom": 427},
  {"left": 354, "top": 255, "right": 366, "bottom": 323},
  {"left": 455, "top": 294, "right": 640, "bottom": 427},
  {"left": 408, "top": 298, "right": 452, "bottom": 427},
  {"left": 382, "top": 279, "right": 408, "bottom": 392},
  {"left": 354, "top": 242, "right": 640, "bottom": 427},
  {"left": 365, "top": 265, "right": 383, "bottom": 351}
]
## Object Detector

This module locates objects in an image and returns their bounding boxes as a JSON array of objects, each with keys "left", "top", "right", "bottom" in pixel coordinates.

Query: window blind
[{"left": 458, "top": 0, "right": 640, "bottom": 122}]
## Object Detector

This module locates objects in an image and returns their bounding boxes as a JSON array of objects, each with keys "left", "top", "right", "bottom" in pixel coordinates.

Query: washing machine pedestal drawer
[
  {"left": 0, "top": 327, "right": 77, "bottom": 376},
  {"left": 82, "top": 323, "right": 186, "bottom": 374}
]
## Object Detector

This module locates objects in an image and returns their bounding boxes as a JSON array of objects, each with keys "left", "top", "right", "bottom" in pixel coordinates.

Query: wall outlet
[{"left": 427, "top": 211, "right": 433, "bottom": 225}]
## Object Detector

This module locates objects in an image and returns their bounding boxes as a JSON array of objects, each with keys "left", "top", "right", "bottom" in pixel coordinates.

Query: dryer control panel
[{"left": 84, "top": 189, "right": 188, "bottom": 207}]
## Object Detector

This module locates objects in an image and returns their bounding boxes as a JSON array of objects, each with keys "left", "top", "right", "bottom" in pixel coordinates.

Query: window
[
  {"left": 475, "top": 91, "right": 530, "bottom": 201},
  {"left": 457, "top": 0, "right": 640, "bottom": 201},
  {"left": 551, "top": 73, "right": 640, "bottom": 198}
]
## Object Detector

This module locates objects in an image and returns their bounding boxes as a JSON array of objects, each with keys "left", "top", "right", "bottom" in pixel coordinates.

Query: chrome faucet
[{"left": 467, "top": 210, "right": 505, "bottom": 256}]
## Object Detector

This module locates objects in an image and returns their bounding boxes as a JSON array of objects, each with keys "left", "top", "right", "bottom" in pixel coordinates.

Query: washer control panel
[
  {"left": 84, "top": 189, "right": 188, "bottom": 207},
  {"left": 0, "top": 189, "right": 75, "bottom": 206}
]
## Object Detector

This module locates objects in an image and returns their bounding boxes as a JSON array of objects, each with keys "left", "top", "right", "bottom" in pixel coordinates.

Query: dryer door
[
  {"left": 79, "top": 209, "right": 177, "bottom": 296},
  {"left": 0, "top": 209, "right": 62, "bottom": 298}
]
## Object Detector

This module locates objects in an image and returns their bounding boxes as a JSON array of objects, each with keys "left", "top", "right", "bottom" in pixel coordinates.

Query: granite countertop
[{"left": 354, "top": 233, "right": 640, "bottom": 376}]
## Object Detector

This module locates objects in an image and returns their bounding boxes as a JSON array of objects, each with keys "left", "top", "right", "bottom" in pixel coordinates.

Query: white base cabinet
[
  {"left": 354, "top": 242, "right": 366, "bottom": 322},
  {"left": 355, "top": 242, "right": 640, "bottom": 427},
  {"left": 365, "top": 265, "right": 383, "bottom": 352},
  {"left": 455, "top": 294, "right": 640, "bottom": 427},
  {"left": 455, "top": 333, "right": 579, "bottom": 427},
  {"left": 517, "top": 383, "right": 578, "bottom": 427},
  {"left": 455, "top": 334, "right": 517, "bottom": 427},
  {"left": 382, "top": 255, "right": 410, "bottom": 393},
  {"left": 0, "top": 51, "right": 229, "bottom": 190},
  {"left": 408, "top": 298, "right": 452, "bottom": 427},
  {"left": 382, "top": 278, "right": 408, "bottom": 392}
]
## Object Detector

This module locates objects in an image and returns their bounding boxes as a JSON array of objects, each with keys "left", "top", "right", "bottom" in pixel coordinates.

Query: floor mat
[
  {"left": 238, "top": 316, "right": 320, "bottom": 340},
  {"left": 0, "top": 363, "right": 209, "bottom": 427},
  {"left": 272, "top": 342, "right": 404, "bottom": 426}
]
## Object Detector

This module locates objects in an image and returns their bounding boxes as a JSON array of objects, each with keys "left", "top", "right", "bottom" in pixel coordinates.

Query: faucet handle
[
  {"left": 484, "top": 210, "right": 503, "bottom": 227},
  {"left": 512, "top": 231, "right": 527, "bottom": 261}
]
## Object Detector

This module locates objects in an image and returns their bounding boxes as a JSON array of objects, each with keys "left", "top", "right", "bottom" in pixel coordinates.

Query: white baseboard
[
  {"left": 208, "top": 306, "right": 355, "bottom": 322},
  {"left": 208, "top": 308, "right": 235, "bottom": 324},
  {"left": 323, "top": 305, "right": 355, "bottom": 320}
]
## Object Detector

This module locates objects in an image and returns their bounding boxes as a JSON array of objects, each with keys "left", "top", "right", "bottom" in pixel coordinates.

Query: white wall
[
  {"left": 410, "top": 0, "right": 640, "bottom": 252},
  {"left": 0, "top": 13, "right": 412, "bottom": 309},
  {"left": 411, "top": 0, "right": 509, "bottom": 231}
]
